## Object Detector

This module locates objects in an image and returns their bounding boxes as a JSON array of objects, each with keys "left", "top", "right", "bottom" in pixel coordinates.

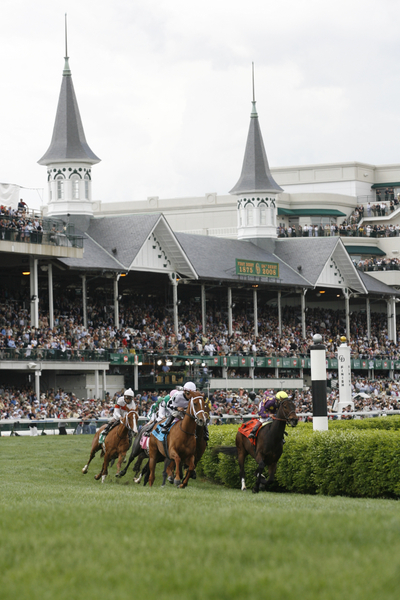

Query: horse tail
[{"left": 212, "top": 445, "right": 238, "bottom": 457}]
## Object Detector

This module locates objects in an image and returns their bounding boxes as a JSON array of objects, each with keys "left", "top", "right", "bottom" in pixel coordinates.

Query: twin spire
[
  {"left": 38, "top": 15, "right": 100, "bottom": 166},
  {"left": 230, "top": 63, "right": 282, "bottom": 195}
]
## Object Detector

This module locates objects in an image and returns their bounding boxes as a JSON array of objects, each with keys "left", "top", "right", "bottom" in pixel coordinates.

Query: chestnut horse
[
  {"left": 215, "top": 397, "right": 298, "bottom": 493},
  {"left": 82, "top": 409, "right": 138, "bottom": 482},
  {"left": 148, "top": 391, "right": 206, "bottom": 488}
]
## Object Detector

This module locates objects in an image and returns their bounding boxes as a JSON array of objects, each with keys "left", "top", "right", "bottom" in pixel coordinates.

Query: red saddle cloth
[{"left": 238, "top": 419, "right": 260, "bottom": 446}]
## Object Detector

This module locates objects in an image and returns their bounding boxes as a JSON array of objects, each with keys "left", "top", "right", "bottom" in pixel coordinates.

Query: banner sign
[{"left": 235, "top": 259, "right": 279, "bottom": 278}]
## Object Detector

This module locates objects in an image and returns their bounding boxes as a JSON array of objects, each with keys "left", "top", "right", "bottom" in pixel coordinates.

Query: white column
[
  {"left": 277, "top": 290, "right": 282, "bottom": 336},
  {"left": 95, "top": 370, "right": 99, "bottom": 400},
  {"left": 301, "top": 290, "right": 306, "bottom": 339},
  {"left": 227, "top": 287, "right": 233, "bottom": 336},
  {"left": 392, "top": 297, "right": 397, "bottom": 344},
  {"left": 35, "top": 369, "right": 41, "bottom": 403},
  {"left": 114, "top": 276, "right": 120, "bottom": 330},
  {"left": 253, "top": 289, "right": 258, "bottom": 338},
  {"left": 102, "top": 369, "right": 107, "bottom": 400},
  {"left": 134, "top": 364, "right": 139, "bottom": 392},
  {"left": 337, "top": 341, "right": 353, "bottom": 413},
  {"left": 81, "top": 275, "right": 87, "bottom": 329},
  {"left": 343, "top": 288, "right": 350, "bottom": 339},
  {"left": 366, "top": 297, "right": 370, "bottom": 340},
  {"left": 201, "top": 284, "right": 206, "bottom": 335},
  {"left": 387, "top": 298, "right": 392, "bottom": 341},
  {"left": 171, "top": 274, "right": 179, "bottom": 336},
  {"left": 48, "top": 264, "right": 54, "bottom": 329},
  {"left": 30, "top": 257, "right": 39, "bottom": 328}
]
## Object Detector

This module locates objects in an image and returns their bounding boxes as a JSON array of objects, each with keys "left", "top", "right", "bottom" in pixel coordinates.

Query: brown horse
[
  {"left": 82, "top": 409, "right": 138, "bottom": 482},
  {"left": 216, "top": 397, "right": 298, "bottom": 493},
  {"left": 148, "top": 391, "right": 206, "bottom": 488},
  {"left": 162, "top": 398, "right": 210, "bottom": 485}
]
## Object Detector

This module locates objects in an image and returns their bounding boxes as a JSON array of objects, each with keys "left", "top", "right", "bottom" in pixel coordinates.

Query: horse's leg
[
  {"left": 236, "top": 435, "right": 248, "bottom": 491},
  {"left": 117, "top": 434, "right": 141, "bottom": 478},
  {"left": 179, "top": 454, "right": 195, "bottom": 488},
  {"left": 148, "top": 454, "right": 157, "bottom": 487},
  {"left": 115, "top": 450, "right": 127, "bottom": 475},
  {"left": 162, "top": 458, "right": 170, "bottom": 487},
  {"left": 265, "top": 462, "right": 277, "bottom": 486},
  {"left": 134, "top": 460, "right": 148, "bottom": 484},
  {"left": 169, "top": 450, "right": 182, "bottom": 487},
  {"left": 252, "top": 452, "right": 265, "bottom": 494},
  {"left": 82, "top": 445, "right": 99, "bottom": 474}
]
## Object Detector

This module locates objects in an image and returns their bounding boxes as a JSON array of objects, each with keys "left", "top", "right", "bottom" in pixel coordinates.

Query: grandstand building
[{"left": 1, "top": 47, "right": 400, "bottom": 401}]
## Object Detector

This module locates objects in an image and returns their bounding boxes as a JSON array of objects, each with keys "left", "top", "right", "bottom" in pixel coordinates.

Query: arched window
[
  {"left": 56, "top": 177, "right": 64, "bottom": 200},
  {"left": 246, "top": 205, "right": 253, "bottom": 226},
  {"left": 84, "top": 175, "right": 89, "bottom": 200},
  {"left": 72, "top": 177, "right": 80, "bottom": 199},
  {"left": 260, "top": 204, "right": 266, "bottom": 225}
]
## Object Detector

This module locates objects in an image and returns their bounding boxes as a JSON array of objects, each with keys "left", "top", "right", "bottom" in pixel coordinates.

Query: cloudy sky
[{"left": 1, "top": 0, "right": 400, "bottom": 210}]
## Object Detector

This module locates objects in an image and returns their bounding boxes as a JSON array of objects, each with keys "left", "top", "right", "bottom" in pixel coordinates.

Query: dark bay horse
[
  {"left": 115, "top": 419, "right": 159, "bottom": 482},
  {"left": 82, "top": 409, "right": 138, "bottom": 482},
  {"left": 216, "top": 397, "right": 298, "bottom": 493},
  {"left": 148, "top": 391, "right": 206, "bottom": 488}
]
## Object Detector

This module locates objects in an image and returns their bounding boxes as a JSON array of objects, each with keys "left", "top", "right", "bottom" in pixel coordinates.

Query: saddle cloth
[
  {"left": 140, "top": 435, "right": 150, "bottom": 451},
  {"left": 151, "top": 419, "right": 179, "bottom": 442},
  {"left": 238, "top": 419, "right": 272, "bottom": 446}
]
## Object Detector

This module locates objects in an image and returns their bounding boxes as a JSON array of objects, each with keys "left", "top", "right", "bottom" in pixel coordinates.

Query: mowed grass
[{"left": 1, "top": 436, "right": 400, "bottom": 600}]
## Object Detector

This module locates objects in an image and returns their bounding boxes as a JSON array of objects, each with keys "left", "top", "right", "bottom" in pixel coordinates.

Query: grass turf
[{"left": 1, "top": 435, "right": 400, "bottom": 600}]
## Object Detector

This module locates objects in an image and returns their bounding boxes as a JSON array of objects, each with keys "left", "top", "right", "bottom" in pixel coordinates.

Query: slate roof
[
  {"left": 175, "top": 232, "right": 309, "bottom": 287},
  {"left": 229, "top": 102, "right": 283, "bottom": 195},
  {"left": 59, "top": 213, "right": 161, "bottom": 270},
  {"left": 38, "top": 58, "right": 100, "bottom": 165},
  {"left": 273, "top": 236, "right": 340, "bottom": 285},
  {"left": 357, "top": 269, "right": 400, "bottom": 296}
]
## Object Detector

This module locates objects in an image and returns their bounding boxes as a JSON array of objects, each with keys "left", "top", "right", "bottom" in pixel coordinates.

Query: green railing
[{"left": 0, "top": 349, "right": 399, "bottom": 371}]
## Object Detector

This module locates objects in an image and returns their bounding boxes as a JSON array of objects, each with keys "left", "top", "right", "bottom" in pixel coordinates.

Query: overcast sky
[{"left": 1, "top": 0, "right": 400, "bottom": 210}]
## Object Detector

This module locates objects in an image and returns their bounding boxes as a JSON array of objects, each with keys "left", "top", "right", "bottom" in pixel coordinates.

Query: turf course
[{"left": 1, "top": 435, "right": 400, "bottom": 600}]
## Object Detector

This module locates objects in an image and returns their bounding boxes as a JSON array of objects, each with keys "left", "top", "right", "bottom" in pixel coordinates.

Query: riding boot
[
  {"left": 248, "top": 421, "right": 261, "bottom": 439},
  {"left": 160, "top": 414, "right": 174, "bottom": 432}
]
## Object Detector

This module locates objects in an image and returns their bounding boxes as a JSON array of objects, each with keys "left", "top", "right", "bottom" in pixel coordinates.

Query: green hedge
[{"left": 199, "top": 418, "right": 400, "bottom": 498}]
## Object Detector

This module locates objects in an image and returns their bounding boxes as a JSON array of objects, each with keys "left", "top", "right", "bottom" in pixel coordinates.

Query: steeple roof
[
  {"left": 38, "top": 57, "right": 100, "bottom": 166},
  {"left": 230, "top": 99, "right": 282, "bottom": 195}
]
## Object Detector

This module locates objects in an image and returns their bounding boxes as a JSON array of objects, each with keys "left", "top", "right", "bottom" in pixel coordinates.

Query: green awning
[
  {"left": 277, "top": 208, "right": 346, "bottom": 217},
  {"left": 345, "top": 246, "right": 386, "bottom": 256},
  {"left": 371, "top": 182, "right": 400, "bottom": 189}
]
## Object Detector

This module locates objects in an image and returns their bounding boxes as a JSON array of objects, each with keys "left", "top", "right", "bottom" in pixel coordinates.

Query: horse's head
[
  {"left": 125, "top": 409, "right": 138, "bottom": 434},
  {"left": 186, "top": 391, "right": 207, "bottom": 427},
  {"left": 277, "top": 398, "right": 298, "bottom": 427}
]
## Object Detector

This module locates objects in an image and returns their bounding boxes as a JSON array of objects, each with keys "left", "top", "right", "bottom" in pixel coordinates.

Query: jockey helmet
[
  {"left": 276, "top": 391, "right": 288, "bottom": 402},
  {"left": 248, "top": 391, "right": 256, "bottom": 401},
  {"left": 183, "top": 381, "right": 196, "bottom": 392},
  {"left": 124, "top": 388, "right": 134, "bottom": 397},
  {"left": 170, "top": 389, "right": 179, "bottom": 398}
]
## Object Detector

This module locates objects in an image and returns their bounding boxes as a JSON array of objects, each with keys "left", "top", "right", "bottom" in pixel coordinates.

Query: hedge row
[{"left": 199, "top": 420, "right": 400, "bottom": 498}]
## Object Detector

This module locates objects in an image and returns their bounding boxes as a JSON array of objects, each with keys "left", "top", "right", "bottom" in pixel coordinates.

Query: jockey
[
  {"left": 160, "top": 381, "right": 196, "bottom": 432},
  {"left": 248, "top": 390, "right": 288, "bottom": 439},
  {"left": 102, "top": 388, "right": 136, "bottom": 437}
]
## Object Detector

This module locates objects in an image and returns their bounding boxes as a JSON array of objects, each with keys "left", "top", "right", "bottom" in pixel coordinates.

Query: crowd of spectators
[
  {"left": 2, "top": 374, "right": 400, "bottom": 425},
  {"left": 1, "top": 291, "right": 399, "bottom": 361},
  {"left": 0, "top": 202, "right": 46, "bottom": 243}
]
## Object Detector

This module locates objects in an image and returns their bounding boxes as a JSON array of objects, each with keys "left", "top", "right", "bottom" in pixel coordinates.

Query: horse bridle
[
  {"left": 122, "top": 409, "right": 138, "bottom": 432},
  {"left": 272, "top": 400, "right": 297, "bottom": 425}
]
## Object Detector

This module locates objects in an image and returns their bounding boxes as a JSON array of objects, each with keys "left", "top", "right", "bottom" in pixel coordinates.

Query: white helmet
[
  {"left": 183, "top": 382, "right": 196, "bottom": 392},
  {"left": 170, "top": 389, "right": 179, "bottom": 398},
  {"left": 124, "top": 388, "right": 134, "bottom": 397}
]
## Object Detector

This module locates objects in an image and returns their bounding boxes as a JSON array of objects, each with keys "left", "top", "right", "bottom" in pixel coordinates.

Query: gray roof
[
  {"left": 59, "top": 213, "right": 161, "bottom": 270},
  {"left": 175, "top": 232, "right": 309, "bottom": 287},
  {"left": 229, "top": 102, "right": 283, "bottom": 195},
  {"left": 38, "top": 59, "right": 100, "bottom": 166},
  {"left": 274, "top": 237, "right": 340, "bottom": 285},
  {"left": 357, "top": 269, "right": 400, "bottom": 296}
]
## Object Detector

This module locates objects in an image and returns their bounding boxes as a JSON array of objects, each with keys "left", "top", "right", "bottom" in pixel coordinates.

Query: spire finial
[
  {"left": 251, "top": 62, "right": 257, "bottom": 117},
  {"left": 63, "top": 14, "right": 71, "bottom": 76}
]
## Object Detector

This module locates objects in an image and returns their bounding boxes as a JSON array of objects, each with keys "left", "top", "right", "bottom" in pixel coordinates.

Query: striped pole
[{"left": 310, "top": 333, "right": 328, "bottom": 431}]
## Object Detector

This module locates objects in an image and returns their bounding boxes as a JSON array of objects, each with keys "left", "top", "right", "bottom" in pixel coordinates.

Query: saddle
[
  {"left": 151, "top": 419, "right": 179, "bottom": 459},
  {"left": 238, "top": 419, "right": 272, "bottom": 446}
]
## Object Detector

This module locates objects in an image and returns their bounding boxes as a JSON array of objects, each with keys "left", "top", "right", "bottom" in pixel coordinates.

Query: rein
[
  {"left": 272, "top": 403, "right": 297, "bottom": 425},
  {"left": 179, "top": 395, "right": 206, "bottom": 435}
]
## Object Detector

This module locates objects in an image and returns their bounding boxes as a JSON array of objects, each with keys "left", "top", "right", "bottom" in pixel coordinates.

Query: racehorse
[
  {"left": 215, "top": 397, "right": 298, "bottom": 493},
  {"left": 82, "top": 409, "right": 138, "bottom": 483},
  {"left": 162, "top": 397, "right": 210, "bottom": 485},
  {"left": 148, "top": 390, "right": 206, "bottom": 488},
  {"left": 115, "top": 419, "right": 159, "bottom": 483}
]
